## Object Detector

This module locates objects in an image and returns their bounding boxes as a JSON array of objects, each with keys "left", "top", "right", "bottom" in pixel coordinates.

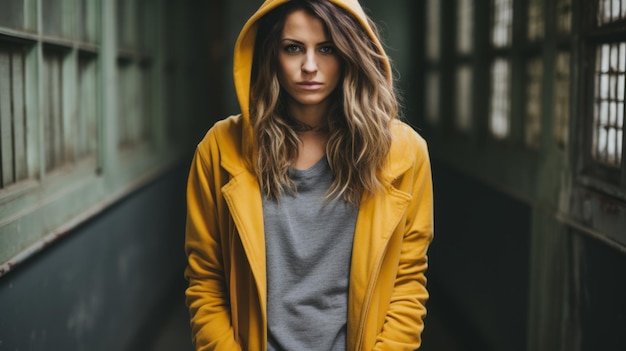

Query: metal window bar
[
  {"left": 492, "top": 0, "right": 513, "bottom": 48},
  {"left": 0, "top": 44, "right": 28, "bottom": 188},
  {"left": 598, "top": 0, "right": 626, "bottom": 25},
  {"left": 592, "top": 42, "right": 625, "bottom": 167}
]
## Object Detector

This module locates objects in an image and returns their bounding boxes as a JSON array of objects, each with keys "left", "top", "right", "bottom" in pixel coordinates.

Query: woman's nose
[{"left": 302, "top": 52, "right": 318, "bottom": 73}]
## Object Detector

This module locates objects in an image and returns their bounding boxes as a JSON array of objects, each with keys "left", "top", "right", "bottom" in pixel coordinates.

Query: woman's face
[{"left": 277, "top": 9, "right": 341, "bottom": 111}]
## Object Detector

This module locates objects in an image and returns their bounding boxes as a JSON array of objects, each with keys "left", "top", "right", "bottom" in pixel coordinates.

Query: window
[
  {"left": 492, "top": 0, "right": 513, "bottom": 48},
  {"left": 523, "top": 0, "right": 545, "bottom": 149},
  {"left": 597, "top": 0, "right": 626, "bottom": 24},
  {"left": 554, "top": 52, "right": 571, "bottom": 148},
  {"left": 425, "top": 0, "right": 553, "bottom": 148},
  {"left": 592, "top": 42, "right": 625, "bottom": 167},
  {"left": 554, "top": 0, "right": 573, "bottom": 149},
  {"left": 0, "top": 1, "right": 201, "bottom": 272},
  {"left": 490, "top": 0, "right": 548, "bottom": 148},
  {"left": 489, "top": 0, "right": 513, "bottom": 139},
  {"left": 117, "top": 0, "right": 155, "bottom": 150},
  {"left": 580, "top": 0, "right": 626, "bottom": 189},
  {"left": 454, "top": 0, "right": 474, "bottom": 133},
  {"left": 0, "top": 44, "right": 29, "bottom": 189},
  {"left": 525, "top": 58, "right": 543, "bottom": 148},
  {"left": 490, "top": 58, "right": 511, "bottom": 138},
  {"left": 0, "top": 0, "right": 27, "bottom": 30}
]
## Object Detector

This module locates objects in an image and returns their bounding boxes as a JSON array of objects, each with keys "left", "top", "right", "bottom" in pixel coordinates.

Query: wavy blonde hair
[{"left": 250, "top": 0, "right": 398, "bottom": 205}]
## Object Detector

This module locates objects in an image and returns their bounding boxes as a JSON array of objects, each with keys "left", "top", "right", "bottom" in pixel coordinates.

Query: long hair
[{"left": 250, "top": 0, "right": 397, "bottom": 205}]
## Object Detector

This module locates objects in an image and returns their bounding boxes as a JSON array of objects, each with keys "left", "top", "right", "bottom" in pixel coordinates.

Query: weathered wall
[{"left": 0, "top": 166, "right": 190, "bottom": 351}]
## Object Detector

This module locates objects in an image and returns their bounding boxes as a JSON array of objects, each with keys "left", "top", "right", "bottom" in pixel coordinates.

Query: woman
[{"left": 184, "top": 0, "right": 433, "bottom": 350}]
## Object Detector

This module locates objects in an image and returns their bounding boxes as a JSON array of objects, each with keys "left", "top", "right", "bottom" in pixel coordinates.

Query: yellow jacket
[{"left": 185, "top": 1, "right": 433, "bottom": 350}]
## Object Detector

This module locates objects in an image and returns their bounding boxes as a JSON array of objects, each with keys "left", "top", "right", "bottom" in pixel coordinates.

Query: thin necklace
[{"left": 286, "top": 115, "right": 329, "bottom": 133}]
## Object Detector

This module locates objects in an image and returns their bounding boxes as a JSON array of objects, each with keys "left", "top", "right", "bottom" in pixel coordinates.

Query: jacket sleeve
[
  {"left": 184, "top": 130, "right": 242, "bottom": 351},
  {"left": 374, "top": 134, "right": 434, "bottom": 351}
]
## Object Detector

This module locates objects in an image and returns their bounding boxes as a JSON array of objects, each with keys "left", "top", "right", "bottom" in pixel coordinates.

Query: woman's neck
[{"left": 286, "top": 102, "right": 329, "bottom": 131}]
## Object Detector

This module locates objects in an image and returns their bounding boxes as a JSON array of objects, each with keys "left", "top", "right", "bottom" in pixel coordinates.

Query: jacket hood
[{"left": 233, "top": 0, "right": 392, "bottom": 163}]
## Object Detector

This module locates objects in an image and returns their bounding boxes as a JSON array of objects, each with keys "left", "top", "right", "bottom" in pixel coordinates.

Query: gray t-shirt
[{"left": 263, "top": 157, "right": 358, "bottom": 351}]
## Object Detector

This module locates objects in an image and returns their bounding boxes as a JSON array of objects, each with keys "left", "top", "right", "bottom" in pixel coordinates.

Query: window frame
[{"left": 578, "top": 0, "right": 626, "bottom": 196}]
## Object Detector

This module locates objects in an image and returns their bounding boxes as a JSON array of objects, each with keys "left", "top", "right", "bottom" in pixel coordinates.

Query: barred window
[
  {"left": 597, "top": 0, "right": 626, "bottom": 25},
  {"left": 579, "top": 0, "right": 626, "bottom": 194},
  {"left": 592, "top": 42, "right": 625, "bottom": 167}
]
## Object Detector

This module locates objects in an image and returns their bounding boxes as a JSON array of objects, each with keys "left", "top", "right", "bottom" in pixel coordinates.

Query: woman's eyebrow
[
  {"left": 281, "top": 38, "right": 334, "bottom": 46},
  {"left": 281, "top": 38, "right": 304, "bottom": 45}
]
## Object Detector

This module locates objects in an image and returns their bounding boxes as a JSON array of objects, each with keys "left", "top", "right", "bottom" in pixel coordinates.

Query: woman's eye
[
  {"left": 319, "top": 46, "right": 335, "bottom": 55},
  {"left": 284, "top": 44, "right": 301, "bottom": 53}
]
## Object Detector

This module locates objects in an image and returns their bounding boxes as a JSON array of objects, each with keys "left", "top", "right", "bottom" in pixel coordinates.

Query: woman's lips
[{"left": 297, "top": 81, "right": 323, "bottom": 90}]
